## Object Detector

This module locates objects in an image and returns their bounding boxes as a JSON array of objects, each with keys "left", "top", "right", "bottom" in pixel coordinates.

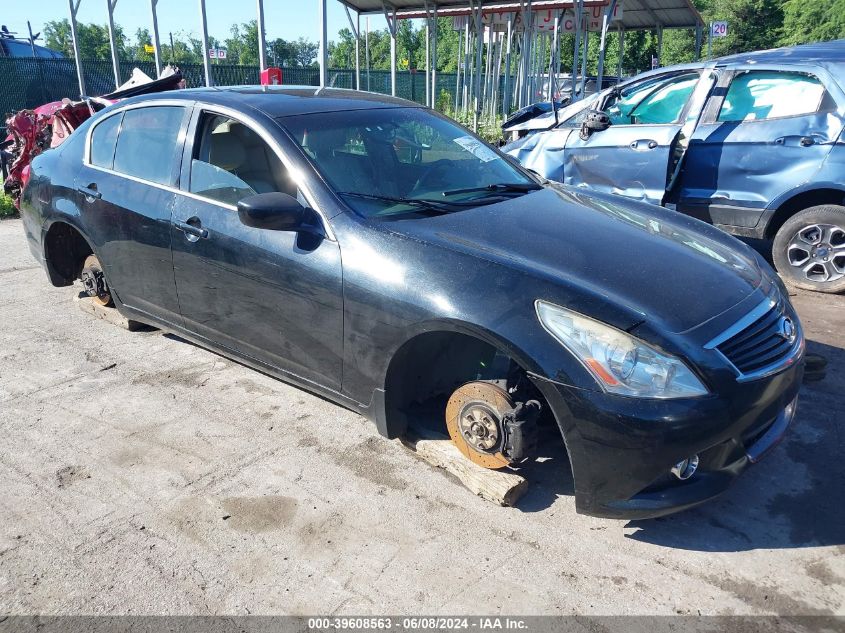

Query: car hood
[{"left": 383, "top": 185, "right": 764, "bottom": 333}]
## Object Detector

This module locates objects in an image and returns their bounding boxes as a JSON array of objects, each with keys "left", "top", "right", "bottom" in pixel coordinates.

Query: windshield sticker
[{"left": 454, "top": 136, "right": 498, "bottom": 162}]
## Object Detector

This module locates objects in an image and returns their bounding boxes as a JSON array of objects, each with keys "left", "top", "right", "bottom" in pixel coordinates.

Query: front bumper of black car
[{"left": 532, "top": 358, "right": 804, "bottom": 520}]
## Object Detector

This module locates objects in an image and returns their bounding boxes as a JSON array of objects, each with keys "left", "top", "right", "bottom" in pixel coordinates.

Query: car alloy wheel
[
  {"left": 773, "top": 204, "right": 845, "bottom": 294},
  {"left": 787, "top": 223, "right": 845, "bottom": 283}
]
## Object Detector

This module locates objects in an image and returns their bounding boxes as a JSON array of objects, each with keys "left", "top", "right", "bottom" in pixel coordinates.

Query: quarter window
[
  {"left": 112, "top": 106, "right": 185, "bottom": 185},
  {"left": 89, "top": 113, "right": 122, "bottom": 169},
  {"left": 189, "top": 113, "right": 296, "bottom": 206},
  {"left": 718, "top": 71, "right": 828, "bottom": 122}
]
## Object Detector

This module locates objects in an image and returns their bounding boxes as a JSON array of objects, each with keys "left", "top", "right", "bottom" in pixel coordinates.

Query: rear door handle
[
  {"left": 174, "top": 219, "right": 209, "bottom": 240},
  {"left": 76, "top": 184, "right": 101, "bottom": 199}
]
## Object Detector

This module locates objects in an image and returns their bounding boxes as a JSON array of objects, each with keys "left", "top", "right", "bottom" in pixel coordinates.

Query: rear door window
[
  {"left": 718, "top": 71, "right": 829, "bottom": 122},
  {"left": 89, "top": 113, "right": 122, "bottom": 169},
  {"left": 112, "top": 106, "right": 186, "bottom": 185}
]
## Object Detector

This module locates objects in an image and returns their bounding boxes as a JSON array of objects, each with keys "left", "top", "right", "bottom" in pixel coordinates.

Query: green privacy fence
[{"left": 1, "top": 57, "right": 465, "bottom": 129}]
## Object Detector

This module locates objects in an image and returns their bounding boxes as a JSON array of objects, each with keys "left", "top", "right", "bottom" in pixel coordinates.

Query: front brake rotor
[{"left": 446, "top": 381, "right": 515, "bottom": 470}]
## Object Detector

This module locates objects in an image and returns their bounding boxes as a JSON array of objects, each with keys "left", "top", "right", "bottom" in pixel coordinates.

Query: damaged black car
[{"left": 20, "top": 87, "right": 804, "bottom": 518}]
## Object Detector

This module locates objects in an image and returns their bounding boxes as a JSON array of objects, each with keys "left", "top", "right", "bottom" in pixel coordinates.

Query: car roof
[
  {"left": 120, "top": 85, "right": 421, "bottom": 118},
  {"left": 598, "top": 39, "right": 845, "bottom": 96},
  {"left": 715, "top": 38, "right": 845, "bottom": 68}
]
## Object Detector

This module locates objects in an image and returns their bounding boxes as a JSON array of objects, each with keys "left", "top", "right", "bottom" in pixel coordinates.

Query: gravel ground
[{"left": 0, "top": 217, "right": 842, "bottom": 616}]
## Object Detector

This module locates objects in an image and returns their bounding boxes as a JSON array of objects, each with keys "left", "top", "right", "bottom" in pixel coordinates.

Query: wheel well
[
  {"left": 766, "top": 189, "right": 845, "bottom": 239},
  {"left": 382, "top": 330, "right": 549, "bottom": 438},
  {"left": 43, "top": 222, "right": 93, "bottom": 286}
]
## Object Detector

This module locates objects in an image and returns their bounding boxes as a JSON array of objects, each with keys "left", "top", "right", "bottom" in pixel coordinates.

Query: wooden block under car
[
  {"left": 74, "top": 294, "right": 152, "bottom": 332},
  {"left": 399, "top": 428, "right": 528, "bottom": 507}
]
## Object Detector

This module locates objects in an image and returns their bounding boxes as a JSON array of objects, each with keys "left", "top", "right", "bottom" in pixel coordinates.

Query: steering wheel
[{"left": 411, "top": 159, "right": 455, "bottom": 194}]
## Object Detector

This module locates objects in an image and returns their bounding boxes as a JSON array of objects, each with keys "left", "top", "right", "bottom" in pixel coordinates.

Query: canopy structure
[
  {"left": 66, "top": 0, "right": 705, "bottom": 134},
  {"left": 340, "top": 0, "right": 703, "bottom": 31},
  {"left": 333, "top": 0, "right": 705, "bottom": 128}
]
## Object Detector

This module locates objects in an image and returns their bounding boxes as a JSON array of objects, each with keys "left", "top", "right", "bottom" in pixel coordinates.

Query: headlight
[{"left": 536, "top": 300, "right": 708, "bottom": 399}]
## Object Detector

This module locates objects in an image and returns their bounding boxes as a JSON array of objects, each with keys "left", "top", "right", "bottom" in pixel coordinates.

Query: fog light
[{"left": 671, "top": 454, "right": 699, "bottom": 480}]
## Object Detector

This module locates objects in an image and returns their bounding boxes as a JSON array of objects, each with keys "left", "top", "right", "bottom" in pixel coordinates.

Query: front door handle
[
  {"left": 76, "top": 184, "right": 101, "bottom": 199},
  {"left": 174, "top": 218, "right": 209, "bottom": 240},
  {"left": 800, "top": 136, "right": 815, "bottom": 147},
  {"left": 630, "top": 139, "right": 659, "bottom": 151}
]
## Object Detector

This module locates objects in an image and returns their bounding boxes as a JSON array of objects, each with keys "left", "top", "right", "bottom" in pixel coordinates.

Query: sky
[{"left": 2, "top": 0, "right": 390, "bottom": 48}]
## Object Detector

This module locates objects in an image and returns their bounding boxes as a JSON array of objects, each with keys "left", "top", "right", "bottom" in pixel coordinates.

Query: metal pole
[
  {"left": 356, "top": 12, "right": 361, "bottom": 90},
  {"left": 579, "top": 26, "right": 588, "bottom": 97},
  {"left": 617, "top": 26, "right": 625, "bottom": 78},
  {"left": 199, "top": 0, "right": 212, "bottom": 86},
  {"left": 455, "top": 25, "right": 462, "bottom": 113},
  {"left": 106, "top": 0, "right": 121, "bottom": 89},
  {"left": 424, "top": 2, "right": 431, "bottom": 106},
  {"left": 503, "top": 12, "right": 513, "bottom": 115},
  {"left": 694, "top": 23, "right": 703, "bottom": 61},
  {"left": 383, "top": 3, "right": 397, "bottom": 97},
  {"left": 318, "top": 0, "right": 328, "bottom": 87},
  {"left": 596, "top": 0, "right": 618, "bottom": 92},
  {"left": 365, "top": 17, "right": 371, "bottom": 91},
  {"left": 484, "top": 24, "right": 493, "bottom": 115},
  {"left": 345, "top": 6, "right": 361, "bottom": 90},
  {"left": 257, "top": 0, "right": 267, "bottom": 72},
  {"left": 473, "top": 1, "right": 484, "bottom": 131},
  {"left": 431, "top": 4, "right": 438, "bottom": 109},
  {"left": 657, "top": 26, "right": 663, "bottom": 68},
  {"left": 26, "top": 21, "right": 38, "bottom": 58},
  {"left": 462, "top": 17, "right": 471, "bottom": 113},
  {"left": 149, "top": 0, "right": 162, "bottom": 77},
  {"left": 68, "top": 0, "right": 86, "bottom": 97},
  {"left": 548, "top": 10, "right": 560, "bottom": 101},
  {"left": 520, "top": 0, "right": 533, "bottom": 108},
  {"left": 492, "top": 31, "right": 504, "bottom": 117},
  {"left": 571, "top": 0, "right": 582, "bottom": 101}
]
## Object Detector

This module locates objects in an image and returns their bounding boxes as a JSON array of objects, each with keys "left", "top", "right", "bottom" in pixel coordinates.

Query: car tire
[{"left": 772, "top": 205, "right": 845, "bottom": 294}]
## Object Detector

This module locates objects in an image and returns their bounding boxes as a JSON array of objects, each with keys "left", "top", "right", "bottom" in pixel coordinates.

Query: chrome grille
[{"left": 707, "top": 298, "right": 802, "bottom": 379}]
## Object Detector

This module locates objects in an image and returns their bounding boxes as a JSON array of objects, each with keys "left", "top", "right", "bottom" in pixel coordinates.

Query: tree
[
  {"left": 225, "top": 21, "right": 260, "bottom": 65},
  {"left": 781, "top": 0, "right": 845, "bottom": 45},
  {"left": 44, "top": 19, "right": 128, "bottom": 60}
]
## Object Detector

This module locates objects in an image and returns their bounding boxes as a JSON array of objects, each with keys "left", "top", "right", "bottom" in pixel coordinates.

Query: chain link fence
[{"left": 1, "top": 57, "right": 467, "bottom": 133}]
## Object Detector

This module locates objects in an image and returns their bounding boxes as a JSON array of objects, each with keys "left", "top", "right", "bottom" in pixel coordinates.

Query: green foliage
[
  {"left": 445, "top": 108, "right": 504, "bottom": 145},
  {"left": 329, "top": 18, "right": 463, "bottom": 73},
  {"left": 0, "top": 193, "right": 17, "bottom": 218},
  {"left": 781, "top": 0, "right": 845, "bottom": 46},
  {"left": 44, "top": 19, "right": 128, "bottom": 61}
]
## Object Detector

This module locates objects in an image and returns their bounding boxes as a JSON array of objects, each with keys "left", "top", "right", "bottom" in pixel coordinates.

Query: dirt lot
[{"left": 0, "top": 216, "right": 843, "bottom": 615}]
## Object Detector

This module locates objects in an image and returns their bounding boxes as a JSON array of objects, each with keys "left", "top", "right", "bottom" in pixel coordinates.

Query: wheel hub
[
  {"left": 81, "top": 254, "right": 112, "bottom": 306},
  {"left": 459, "top": 404, "right": 500, "bottom": 452},
  {"left": 445, "top": 381, "right": 515, "bottom": 469},
  {"left": 787, "top": 223, "right": 845, "bottom": 283}
]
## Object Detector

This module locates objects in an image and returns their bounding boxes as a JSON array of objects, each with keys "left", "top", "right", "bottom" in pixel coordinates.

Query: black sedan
[{"left": 19, "top": 87, "right": 805, "bottom": 519}]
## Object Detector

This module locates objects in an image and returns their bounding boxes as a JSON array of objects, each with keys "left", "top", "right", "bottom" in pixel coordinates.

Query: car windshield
[{"left": 280, "top": 107, "right": 537, "bottom": 218}]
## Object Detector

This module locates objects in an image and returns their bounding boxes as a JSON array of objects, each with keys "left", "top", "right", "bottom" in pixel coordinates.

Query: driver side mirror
[
  {"left": 579, "top": 110, "right": 612, "bottom": 140},
  {"left": 237, "top": 192, "right": 308, "bottom": 232}
]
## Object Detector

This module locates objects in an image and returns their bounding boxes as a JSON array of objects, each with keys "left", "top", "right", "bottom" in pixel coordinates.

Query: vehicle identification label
[{"left": 454, "top": 136, "right": 499, "bottom": 162}]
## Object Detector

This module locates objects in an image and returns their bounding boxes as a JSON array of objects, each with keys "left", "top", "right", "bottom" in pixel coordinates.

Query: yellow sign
[{"left": 144, "top": 44, "right": 155, "bottom": 54}]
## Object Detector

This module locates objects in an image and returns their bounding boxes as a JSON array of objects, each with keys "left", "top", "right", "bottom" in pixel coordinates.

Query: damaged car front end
[{"left": 505, "top": 40, "right": 845, "bottom": 294}]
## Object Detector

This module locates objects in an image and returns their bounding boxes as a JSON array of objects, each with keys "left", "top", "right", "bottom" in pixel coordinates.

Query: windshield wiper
[
  {"left": 338, "top": 191, "right": 471, "bottom": 214},
  {"left": 442, "top": 182, "right": 543, "bottom": 197}
]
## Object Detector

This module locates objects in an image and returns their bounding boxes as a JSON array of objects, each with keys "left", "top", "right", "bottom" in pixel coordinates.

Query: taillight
[{"left": 20, "top": 164, "right": 32, "bottom": 191}]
